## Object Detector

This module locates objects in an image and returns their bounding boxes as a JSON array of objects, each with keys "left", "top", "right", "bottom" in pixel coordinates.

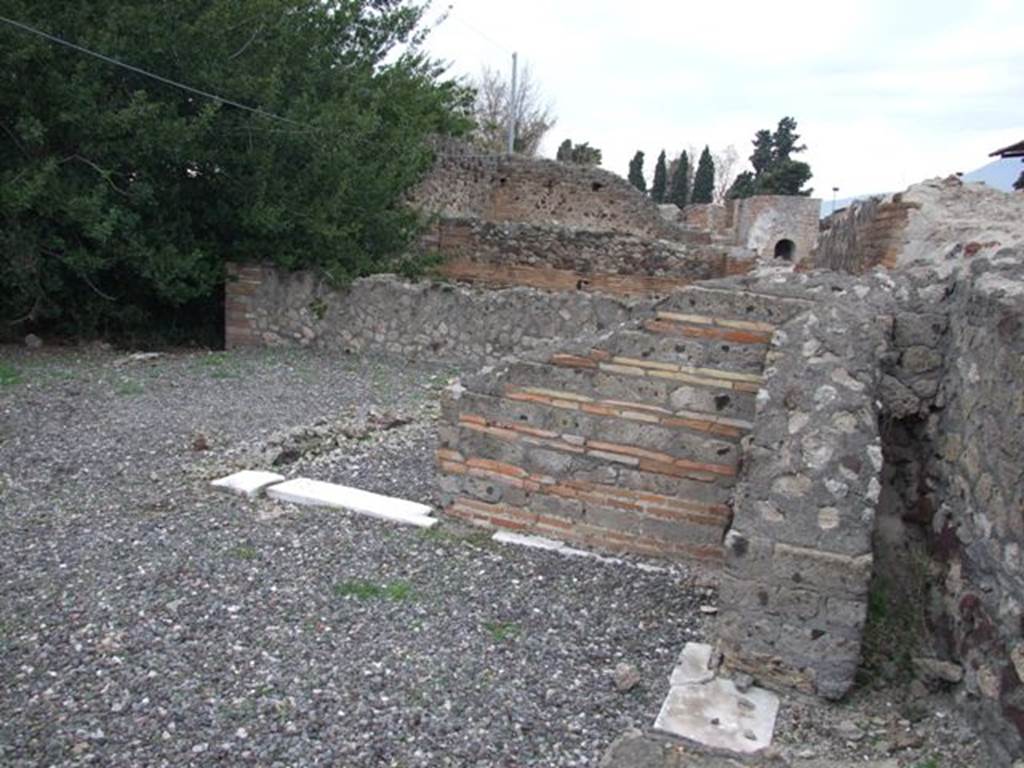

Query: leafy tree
[
  {"left": 728, "top": 117, "right": 813, "bottom": 199},
  {"left": 471, "top": 64, "right": 554, "bottom": 156},
  {"left": 0, "top": 1, "right": 472, "bottom": 342},
  {"left": 691, "top": 146, "right": 715, "bottom": 204},
  {"left": 750, "top": 130, "right": 774, "bottom": 174},
  {"left": 556, "top": 139, "right": 601, "bottom": 166},
  {"left": 628, "top": 151, "right": 646, "bottom": 192},
  {"left": 728, "top": 171, "right": 757, "bottom": 199},
  {"left": 651, "top": 150, "right": 668, "bottom": 203},
  {"left": 668, "top": 151, "right": 690, "bottom": 208},
  {"left": 569, "top": 142, "right": 601, "bottom": 166}
]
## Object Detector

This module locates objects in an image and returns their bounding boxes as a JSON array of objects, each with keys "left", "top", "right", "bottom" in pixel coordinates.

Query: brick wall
[
  {"left": 813, "top": 195, "right": 920, "bottom": 273},
  {"left": 435, "top": 284, "right": 811, "bottom": 563},
  {"left": 421, "top": 218, "right": 746, "bottom": 297}
]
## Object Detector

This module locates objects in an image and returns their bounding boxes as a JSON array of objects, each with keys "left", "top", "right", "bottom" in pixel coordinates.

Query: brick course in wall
[
  {"left": 434, "top": 284, "right": 811, "bottom": 564},
  {"left": 813, "top": 195, "right": 920, "bottom": 273}
]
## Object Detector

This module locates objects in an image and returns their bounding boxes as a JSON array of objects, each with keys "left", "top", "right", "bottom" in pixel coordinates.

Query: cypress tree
[
  {"left": 628, "top": 151, "right": 646, "bottom": 192},
  {"left": 556, "top": 139, "right": 573, "bottom": 162},
  {"left": 691, "top": 146, "right": 715, "bottom": 203},
  {"left": 668, "top": 151, "right": 690, "bottom": 208},
  {"left": 651, "top": 151, "right": 668, "bottom": 203}
]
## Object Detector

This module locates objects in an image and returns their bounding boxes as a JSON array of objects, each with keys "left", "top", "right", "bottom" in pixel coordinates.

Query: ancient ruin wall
[
  {"left": 814, "top": 178, "right": 1024, "bottom": 274},
  {"left": 729, "top": 195, "right": 821, "bottom": 265},
  {"left": 422, "top": 218, "right": 750, "bottom": 297},
  {"left": 716, "top": 281, "right": 891, "bottom": 700},
  {"left": 410, "top": 148, "right": 681, "bottom": 239},
  {"left": 814, "top": 195, "right": 918, "bottom": 272},
  {"left": 225, "top": 264, "right": 651, "bottom": 363},
  {"left": 922, "top": 254, "right": 1024, "bottom": 764}
]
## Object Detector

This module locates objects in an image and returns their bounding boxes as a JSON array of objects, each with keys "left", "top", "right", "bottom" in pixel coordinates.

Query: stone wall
[
  {"left": 225, "top": 264, "right": 652, "bottom": 364},
  {"left": 422, "top": 218, "right": 753, "bottom": 297},
  {"left": 931, "top": 255, "right": 1024, "bottom": 764},
  {"left": 881, "top": 253, "right": 1024, "bottom": 765},
  {"left": 814, "top": 195, "right": 919, "bottom": 273},
  {"left": 715, "top": 274, "right": 893, "bottom": 700},
  {"left": 434, "top": 284, "right": 799, "bottom": 563},
  {"left": 729, "top": 195, "right": 822, "bottom": 265},
  {"left": 814, "top": 177, "right": 1024, "bottom": 275},
  {"left": 410, "top": 146, "right": 680, "bottom": 240}
]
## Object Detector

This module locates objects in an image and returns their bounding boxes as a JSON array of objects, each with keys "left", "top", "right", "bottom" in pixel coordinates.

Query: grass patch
[
  {"left": 912, "top": 759, "right": 940, "bottom": 768},
  {"left": 335, "top": 579, "right": 413, "bottom": 601},
  {"left": 0, "top": 362, "right": 21, "bottom": 387},
  {"left": 858, "top": 549, "right": 932, "bottom": 687},
  {"left": 484, "top": 621, "right": 520, "bottom": 642},
  {"left": 230, "top": 545, "right": 258, "bottom": 561},
  {"left": 115, "top": 380, "right": 144, "bottom": 396},
  {"left": 198, "top": 353, "right": 241, "bottom": 379},
  {"left": 419, "top": 526, "right": 496, "bottom": 549}
]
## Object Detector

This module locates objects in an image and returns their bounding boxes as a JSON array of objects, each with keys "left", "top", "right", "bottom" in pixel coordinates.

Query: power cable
[{"left": 0, "top": 14, "right": 308, "bottom": 128}]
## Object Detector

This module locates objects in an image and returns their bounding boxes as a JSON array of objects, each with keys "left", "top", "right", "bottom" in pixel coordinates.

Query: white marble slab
[
  {"left": 266, "top": 478, "right": 437, "bottom": 528},
  {"left": 653, "top": 642, "right": 779, "bottom": 755},
  {"left": 211, "top": 470, "right": 286, "bottom": 498}
]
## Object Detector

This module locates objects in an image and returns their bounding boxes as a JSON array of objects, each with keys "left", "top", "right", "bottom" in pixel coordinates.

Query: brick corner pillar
[{"left": 224, "top": 262, "right": 265, "bottom": 349}]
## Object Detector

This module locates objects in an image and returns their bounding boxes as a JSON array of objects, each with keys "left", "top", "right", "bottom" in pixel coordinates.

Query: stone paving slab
[
  {"left": 653, "top": 643, "right": 779, "bottom": 755},
  {"left": 266, "top": 478, "right": 437, "bottom": 528},
  {"left": 210, "top": 470, "right": 285, "bottom": 498}
]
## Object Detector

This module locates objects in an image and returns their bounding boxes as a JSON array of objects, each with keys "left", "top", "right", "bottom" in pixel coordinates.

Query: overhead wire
[
  {"left": 0, "top": 14, "right": 309, "bottom": 128},
  {"left": 0, "top": 13, "right": 516, "bottom": 161}
]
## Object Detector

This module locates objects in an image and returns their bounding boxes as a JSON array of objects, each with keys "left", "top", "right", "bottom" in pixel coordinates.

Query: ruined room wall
[
  {"left": 920, "top": 254, "right": 1024, "bottom": 764},
  {"left": 717, "top": 281, "right": 892, "bottom": 700},
  {"left": 410, "top": 147, "right": 682, "bottom": 239},
  {"left": 434, "top": 284, "right": 799, "bottom": 563},
  {"left": 814, "top": 178, "right": 1024, "bottom": 275},
  {"left": 813, "top": 195, "right": 918, "bottom": 273},
  {"left": 422, "top": 218, "right": 749, "bottom": 297},
  {"left": 729, "top": 195, "right": 822, "bottom": 265},
  {"left": 224, "top": 264, "right": 651, "bottom": 363}
]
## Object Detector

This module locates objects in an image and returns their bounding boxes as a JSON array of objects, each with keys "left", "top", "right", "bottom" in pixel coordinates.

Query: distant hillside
[{"left": 962, "top": 157, "right": 1021, "bottom": 191}]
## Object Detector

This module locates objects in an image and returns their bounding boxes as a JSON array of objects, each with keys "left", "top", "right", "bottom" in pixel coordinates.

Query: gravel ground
[
  {"left": 0, "top": 346, "right": 987, "bottom": 767},
  {"left": 0, "top": 346, "right": 710, "bottom": 768}
]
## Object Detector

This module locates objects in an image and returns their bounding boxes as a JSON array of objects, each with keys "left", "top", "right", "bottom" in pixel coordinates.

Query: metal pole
[{"left": 506, "top": 51, "right": 517, "bottom": 155}]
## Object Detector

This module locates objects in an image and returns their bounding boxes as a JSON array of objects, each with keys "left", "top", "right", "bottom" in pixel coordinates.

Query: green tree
[
  {"left": 668, "top": 151, "right": 690, "bottom": 208},
  {"left": 557, "top": 139, "right": 601, "bottom": 166},
  {"left": 0, "top": 1, "right": 471, "bottom": 342},
  {"left": 628, "top": 150, "right": 646, "bottom": 192},
  {"left": 651, "top": 150, "right": 668, "bottom": 203},
  {"left": 691, "top": 146, "right": 715, "bottom": 204},
  {"left": 570, "top": 142, "right": 602, "bottom": 166},
  {"left": 728, "top": 117, "right": 813, "bottom": 199},
  {"left": 750, "top": 130, "right": 774, "bottom": 174}
]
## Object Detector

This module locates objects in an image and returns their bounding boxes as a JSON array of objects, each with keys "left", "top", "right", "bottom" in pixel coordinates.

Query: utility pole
[{"left": 506, "top": 51, "right": 517, "bottom": 155}]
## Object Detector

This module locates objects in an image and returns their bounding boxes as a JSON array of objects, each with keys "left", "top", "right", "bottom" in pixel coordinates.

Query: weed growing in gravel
[
  {"left": 335, "top": 580, "right": 413, "bottom": 601},
  {"left": 912, "top": 759, "right": 940, "bottom": 768},
  {"left": 231, "top": 545, "right": 258, "bottom": 560},
  {"left": 484, "top": 621, "right": 520, "bottom": 642},
  {"left": 0, "top": 362, "right": 21, "bottom": 387},
  {"left": 858, "top": 549, "right": 932, "bottom": 687},
  {"left": 115, "top": 380, "right": 144, "bottom": 396},
  {"left": 419, "top": 526, "right": 496, "bottom": 550},
  {"left": 198, "top": 353, "right": 241, "bottom": 380}
]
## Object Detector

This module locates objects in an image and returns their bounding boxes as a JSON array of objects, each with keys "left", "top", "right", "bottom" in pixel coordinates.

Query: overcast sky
[{"left": 420, "top": 0, "right": 1024, "bottom": 199}]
